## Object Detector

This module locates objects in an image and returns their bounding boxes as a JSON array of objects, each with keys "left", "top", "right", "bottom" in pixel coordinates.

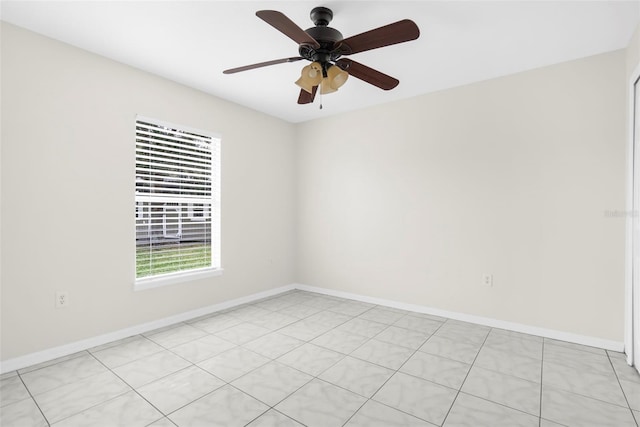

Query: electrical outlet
[
  {"left": 482, "top": 274, "right": 493, "bottom": 287},
  {"left": 55, "top": 291, "right": 69, "bottom": 308}
]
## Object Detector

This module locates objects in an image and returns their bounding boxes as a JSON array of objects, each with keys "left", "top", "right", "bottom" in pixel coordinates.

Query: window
[{"left": 135, "top": 116, "right": 221, "bottom": 289}]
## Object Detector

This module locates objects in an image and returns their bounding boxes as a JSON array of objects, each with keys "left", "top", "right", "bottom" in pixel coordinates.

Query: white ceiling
[{"left": 2, "top": 1, "right": 639, "bottom": 123}]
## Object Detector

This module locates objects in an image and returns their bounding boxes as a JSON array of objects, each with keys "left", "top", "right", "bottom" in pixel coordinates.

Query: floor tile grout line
[
  {"left": 339, "top": 317, "right": 450, "bottom": 427},
  {"left": 417, "top": 333, "right": 482, "bottom": 364},
  {"left": 145, "top": 416, "right": 177, "bottom": 427},
  {"left": 160, "top": 383, "right": 233, "bottom": 421},
  {"left": 542, "top": 377, "right": 637, "bottom": 410},
  {"left": 549, "top": 348, "right": 639, "bottom": 417},
  {"left": 240, "top": 408, "right": 276, "bottom": 427},
  {"left": 243, "top": 375, "right": 312, "bottom": 408},
  {"left": 17, "top": 350, "right": 90, "bottom": 377},
  {"left": 100, "top": 341, "right": 264, "bottom": 424},
  {"left": 88, "top": 350, "right": 171, "bottom": 424},
  {"left": 543, "top": 337, "right": 610, "bottom": 356},
  {"left": 137, "top": 366, "right": 229, "bottom": 421},
  {"left": 223, "top": 382, "right": 280, "bottom": 417},
  {"left": 248, "top": 303, "right": 358, "bottom": 340},
  {"left": 93, "top": 343, "right": 166, "bottom": 370},
  {"left": 274, "top": 407, "right": 311, "bottom": 427},
  {"left": 346, "top": 398, "right": 440, "bottom": 427},
  {"left": 339, "top": 393, "right": 370, "bottom": 426},
  {"left": 168, "top": 336, "right": 239, "bottom": 361},
  {"left": 18, "top": 352, "right": 131, "bottom": 424},
  {"left": 454, "top": 391, "right": 544, "bottom": 419},
  {"left": 605, "top": 350, "right": 640, "bottom": 426},
  {"left": 45, "top": 388, "right": 135, "bottom": 426},
  {"left": 440, "top": 327, "right": 492, "bottom": 426},
  {"left": 139, "top": 364, "right": 231, "bottom": 417},
  {"left": 15, "top": 371, "right": 51, "bottom": 427},
  {"left": 199, "top": 346, "right": 273, "bottom": 380},
  {"left": 453, "top": 359, "right": 541, "bottom": 384},
  {"left": 148, "top": 324, "right": 233, "bottom": 350}
]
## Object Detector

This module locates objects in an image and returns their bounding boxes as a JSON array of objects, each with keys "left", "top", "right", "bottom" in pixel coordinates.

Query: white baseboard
[
  {"left": 294, "top": 284, "right": 625, "bottom": 353},
  {"left": 1, "top": 282, "right": 626, "bottom": 374},
  {"left": 0, "top": 284, "right": 296, "bottom": 374}
]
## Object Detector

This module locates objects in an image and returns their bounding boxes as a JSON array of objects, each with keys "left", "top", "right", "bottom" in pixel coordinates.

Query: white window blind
[{"left": 135, "top": 116, "right": 220, "bottom": 282}]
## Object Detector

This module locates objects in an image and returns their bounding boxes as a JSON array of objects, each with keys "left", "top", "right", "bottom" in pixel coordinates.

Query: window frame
[{"left": 134, "top": 115, "right": 222, "bottom": 291}]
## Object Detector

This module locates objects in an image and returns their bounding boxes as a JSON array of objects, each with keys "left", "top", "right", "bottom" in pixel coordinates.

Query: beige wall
[
  {"left": 296, "top": 50, "right": 627, "bottom": 342},
  {"left": 627, "top": 24, "right": 640, "bottom": 78},
  {"left": 0, "top": 23, "right": 297, "bottom": 360}
]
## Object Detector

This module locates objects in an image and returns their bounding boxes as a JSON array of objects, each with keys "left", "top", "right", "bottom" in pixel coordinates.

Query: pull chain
[{"left": 320, "top": 65, "right": 328, "bottom": 110}]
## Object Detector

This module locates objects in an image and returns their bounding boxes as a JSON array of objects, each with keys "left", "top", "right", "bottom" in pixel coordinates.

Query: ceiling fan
[{"left": 223, "top": 7, "right": 420, "bottom": 105}]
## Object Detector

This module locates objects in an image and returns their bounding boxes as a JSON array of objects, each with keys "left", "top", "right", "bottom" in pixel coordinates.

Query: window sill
[{"left": 134, "top": 268, "right": 224, "bottom": 291}]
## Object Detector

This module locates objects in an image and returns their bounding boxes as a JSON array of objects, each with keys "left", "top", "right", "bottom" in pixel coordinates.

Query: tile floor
[{"left": 1, "top": 290, "right": 639, "bottom": 427}]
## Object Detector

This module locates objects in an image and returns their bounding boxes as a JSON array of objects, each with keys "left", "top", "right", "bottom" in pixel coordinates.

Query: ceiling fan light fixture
[
  {"left": 326, "top": 65, "right": 349, "bottom": 90},
  {"left": 295, "top": 62, "right": 322, "bottom": 93},
  {"left": 320, "top": 78, "right": 337, "bottom": 94}
]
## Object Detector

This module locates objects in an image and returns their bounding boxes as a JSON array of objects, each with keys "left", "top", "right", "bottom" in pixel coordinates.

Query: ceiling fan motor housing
[{"left": 299, "top": 7, "right": 345, "bottom": 66}]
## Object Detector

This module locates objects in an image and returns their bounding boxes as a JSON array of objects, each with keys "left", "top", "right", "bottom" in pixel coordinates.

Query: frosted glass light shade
[
  {"left": 295, "top": 62, "right": 322, "bottom": 93},
  {"left": 320, "top": 78, "right": 337, "bottom": 94},
  {"left": 327, "top": 65, "right": 348, "bottom": 89}
]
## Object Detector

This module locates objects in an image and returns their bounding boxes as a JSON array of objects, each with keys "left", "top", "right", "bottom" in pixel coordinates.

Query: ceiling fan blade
[
  {"left": 335, "top": 59, "right": 399, "bottom": 90},
  {"left": 256, "top": 10, "right": 321, "bottom": 49},
  {"left": 223, "top": 57, "right": 304, "bottom": 74},
  {"left": 339, "top": 19, "right": 419, "bottom": 55},
  {"left": 297, "top": 86, "right": 318, "bottom": 104}
]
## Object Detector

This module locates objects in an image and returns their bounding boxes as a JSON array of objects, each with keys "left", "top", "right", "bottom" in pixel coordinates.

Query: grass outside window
[{"left": 136, "top": 243, "right": 212, "bottom": 278}]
